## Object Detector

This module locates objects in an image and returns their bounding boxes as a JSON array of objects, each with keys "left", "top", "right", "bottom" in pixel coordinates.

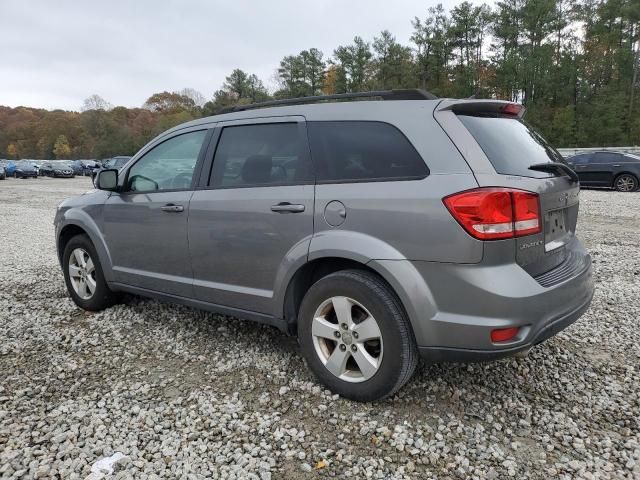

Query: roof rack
[{"left": 222, "top": 89, "right": 438, "bottom": 113}]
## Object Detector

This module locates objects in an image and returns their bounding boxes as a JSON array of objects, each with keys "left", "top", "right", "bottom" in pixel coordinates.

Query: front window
[{"left": 127, "top": 131, "right": 207, "bottom": 192}]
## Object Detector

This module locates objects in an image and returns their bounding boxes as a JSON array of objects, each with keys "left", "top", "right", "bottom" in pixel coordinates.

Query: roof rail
[{"left": 221, "top": 89, "right": 438, "bottom": 113}]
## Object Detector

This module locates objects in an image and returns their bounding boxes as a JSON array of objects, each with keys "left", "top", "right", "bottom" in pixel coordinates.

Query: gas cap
[{"left": 324, "top": 200, "right": 346, "bottom": 227}]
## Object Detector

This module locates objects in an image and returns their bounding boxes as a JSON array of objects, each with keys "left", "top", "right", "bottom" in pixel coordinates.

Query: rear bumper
[
  {"left": 417, "top": 286, "right": 593, "bottom": 362},
  {"left": 371, "top": 237, "right": 594, "bottom": 362}
]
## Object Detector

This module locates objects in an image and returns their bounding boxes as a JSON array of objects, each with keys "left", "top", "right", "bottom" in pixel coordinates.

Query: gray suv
[{"left": 55, "top": 90, "right": 594, "bottom": 401}]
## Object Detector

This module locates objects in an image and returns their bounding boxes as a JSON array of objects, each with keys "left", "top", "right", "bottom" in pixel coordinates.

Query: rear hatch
[{"left": 435, "top": 100, "right": 580, "bottom": 278}]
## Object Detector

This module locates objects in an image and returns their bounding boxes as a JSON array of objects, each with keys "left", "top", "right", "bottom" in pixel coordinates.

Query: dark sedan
[
  {"left": 41, "top": 162, "right": 74, "bottom": 178},
  {"left": 567, "top": 151, "right": 640, "bottom": 192},
  {"left": 14, "top": 161, "right": 38, "bottom": 178}
]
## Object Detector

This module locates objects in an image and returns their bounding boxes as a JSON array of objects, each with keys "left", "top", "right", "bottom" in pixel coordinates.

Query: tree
[
  {"left": 411, "top": 4, "right": 453, "bottom": 94},
  {"left": 53, "top": 135, "right": 71, "bottom": 159},
  {"left": 202, "top": 69, "right": 270, "bottom": 115},
  {"left": 143, "top": 91, "right": 196, "bottom": 113},
  {"left": 276, "top": 49, "right": 326, "bottom": 97},
  {"left": 7, "top": 143, "right": 18, "bottom": 159},
  {"left": 81, "top": 94, "right": 113, "bottom": 112},
  {"left": 373, "top": 30, "right": 415, "bottom": 89},
  {"left": 333, "top": 37, "right": 373, "bottom": 92},
  {"left": 178, "top": 88, "right": 206, "bottom": 107}
]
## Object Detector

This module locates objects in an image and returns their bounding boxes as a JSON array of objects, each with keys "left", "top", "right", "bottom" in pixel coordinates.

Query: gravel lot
[{"left": 0, "top": 177, "right": 638, "bottom": 480}]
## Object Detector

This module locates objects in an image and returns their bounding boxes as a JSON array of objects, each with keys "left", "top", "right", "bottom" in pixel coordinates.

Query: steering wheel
[{"left": 171, "top": 172, "right": 193, "bottom": 189}]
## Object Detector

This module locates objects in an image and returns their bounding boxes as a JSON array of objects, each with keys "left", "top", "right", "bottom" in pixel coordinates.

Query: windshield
[{"left": 457, "top": 114, "right": 566, "bottom": 178}]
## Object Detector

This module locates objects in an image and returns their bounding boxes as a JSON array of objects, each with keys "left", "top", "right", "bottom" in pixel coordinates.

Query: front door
[
  {"left": 103, "top": 129, "right": 209, "bottom": 297},
  {"left": 188, "top": 118, "right": 314, "bottom": 314}
]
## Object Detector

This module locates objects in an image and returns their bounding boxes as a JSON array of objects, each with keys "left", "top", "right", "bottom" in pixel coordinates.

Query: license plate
[{"left": 544, "top": 209, "right": 568, "bottom": 252}]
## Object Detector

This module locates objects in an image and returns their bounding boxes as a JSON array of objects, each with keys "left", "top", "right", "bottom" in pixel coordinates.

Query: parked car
[
  {"left": 55, "top": 90, "right": 594, "bottom": 401},
  {"left": 0, "top": 165, "right": 6, "bottom": 180},
  {"left": 66, "top": 160, "right": 85, "bottom": 176},
  {"left": 101, "top": 156, "right": 131, "bottom": 170},
  {"left": 81, "top": 160, "right": 100, "bottom": 176},
  {"left": 39, "top": 162, "right": 54, "bottom": 177},
  {"left": 566, "top": 151, "right": 640, "bottom": 192},
  {"left": 3, "top": 160, "right": 16, "bottom": 177},
  {"left": 14, "top": 160, "right": 38, "bottom": 178},
  {"left": 40, "top": 162, "right": 74, "bottom": 178}
]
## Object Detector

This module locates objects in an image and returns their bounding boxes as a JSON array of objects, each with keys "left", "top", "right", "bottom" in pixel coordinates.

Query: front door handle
[
  {"left": 161, "top": 204, "right": 184, "bottom": 213},
  {"left": 271, "top": 202, "right": 305, "bottom": 213}
]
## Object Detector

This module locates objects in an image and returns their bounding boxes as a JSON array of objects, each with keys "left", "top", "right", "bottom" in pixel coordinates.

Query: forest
[{"left": 0, "top": 0, "right": 638, "bottom": 160}]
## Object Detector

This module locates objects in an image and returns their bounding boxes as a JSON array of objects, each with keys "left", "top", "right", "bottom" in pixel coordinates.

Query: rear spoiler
[
  {"left": 435, "top": 99, "right": 526, "bottom": 119},
  {"left": 529, "top": 162, "right": 579, "bottom": 183}
]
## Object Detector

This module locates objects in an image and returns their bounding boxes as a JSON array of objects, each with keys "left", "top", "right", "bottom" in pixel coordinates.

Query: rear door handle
[
  {"left": 271, "top": 202, "right": 305, "bottom": 213},
  {"left": 161, "top": 204, "right": 184, "bottom": 213},
  {"left": 613, "top": 164, "right": 621, "bottom": 167}
]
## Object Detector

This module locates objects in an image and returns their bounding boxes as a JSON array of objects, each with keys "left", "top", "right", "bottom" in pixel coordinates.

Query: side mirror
[{"left": 96, "top": 169, "right": 118, "bottom": 191}]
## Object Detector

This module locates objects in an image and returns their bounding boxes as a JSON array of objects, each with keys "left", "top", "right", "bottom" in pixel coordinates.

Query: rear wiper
[{"left": 529, "top": 162, "right": 579, "bottom": 183}]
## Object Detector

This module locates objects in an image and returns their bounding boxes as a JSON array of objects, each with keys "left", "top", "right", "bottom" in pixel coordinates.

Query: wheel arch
[
  {"left": 279, "top": 254, "right": 436, "bottom": 343},
  {"left": 612, "top": 171, "right": 639, "bottom": 190},
  {"left": 57, "top": 214, "right": 114, "bottom": 282}
]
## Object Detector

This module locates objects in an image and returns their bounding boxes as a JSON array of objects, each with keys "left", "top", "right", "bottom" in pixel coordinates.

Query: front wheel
[
  {"left": 62, "top": 234, "right": 119, "bottom": 310},
  {"left": 298, "top": 269, "right": 418, "bottom": 402},
  {"left": 614, "top": 174, "right": 638, "bottom": 192}
]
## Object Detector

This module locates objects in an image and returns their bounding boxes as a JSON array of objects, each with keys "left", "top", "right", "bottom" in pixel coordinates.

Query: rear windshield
[{"left": 457, "top": 114, "right": 565, "bottom": 178}]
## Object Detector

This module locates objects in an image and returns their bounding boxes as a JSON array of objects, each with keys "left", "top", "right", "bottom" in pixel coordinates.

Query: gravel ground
[{"left": 0, "top": 177, "right": 638, "bottom": 480}]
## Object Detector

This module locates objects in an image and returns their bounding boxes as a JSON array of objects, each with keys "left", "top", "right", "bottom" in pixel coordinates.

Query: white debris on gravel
[
  {"left": 88, "top": 452, "right": 127, "bottom": 478},
  {"left": 0, "top": 177, "right": 639, "bottom": 479}
]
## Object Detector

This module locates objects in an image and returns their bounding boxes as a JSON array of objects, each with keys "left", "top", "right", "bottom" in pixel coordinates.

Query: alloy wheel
[
  {"left": 615, "top": 175, "right": 636, "bottom": 192},
  {"left": 68, "top": 248, "right": 97, "bottom": 300},
  {"left": 311, "top": 296, "right": 383, "bottom": 383}
]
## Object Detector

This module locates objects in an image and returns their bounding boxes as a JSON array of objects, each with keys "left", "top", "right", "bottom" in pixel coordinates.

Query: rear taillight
[{"left": 443, "top": 187, "right": 541, "bottom": 240}]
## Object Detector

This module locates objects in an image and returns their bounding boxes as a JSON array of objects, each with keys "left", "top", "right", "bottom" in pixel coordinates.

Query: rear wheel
[
  {"left": 62, "top": 234, "right": 119, "bottom": 310},
  {"left": 614, "top": 174, "right": 638, "bottom": 192},
  {"left": 298, "top": 269, "right": 418, "bottom": 402}
]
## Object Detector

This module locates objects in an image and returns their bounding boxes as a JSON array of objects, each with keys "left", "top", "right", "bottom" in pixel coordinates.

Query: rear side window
[
  {"left": 457, "top": 115, "right": 565, "bottom": 178},
  {"left": 211, "top": 123, "right": 313, "bottom": 187},
  {"left": 570, "top": 154, "right": 590, "bottom": 165},
  {"left": 307, "top": 121, "right": 428, "bottom": 182}
]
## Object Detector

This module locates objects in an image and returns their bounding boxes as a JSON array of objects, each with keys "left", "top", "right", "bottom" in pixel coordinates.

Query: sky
[{"left": 1, "top": 0, "right": 490, "bottom": 111}]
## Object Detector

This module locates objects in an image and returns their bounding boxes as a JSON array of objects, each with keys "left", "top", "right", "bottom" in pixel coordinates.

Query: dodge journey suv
[{"left": 55, "top": 90, "right": 594, "bottom": 401}]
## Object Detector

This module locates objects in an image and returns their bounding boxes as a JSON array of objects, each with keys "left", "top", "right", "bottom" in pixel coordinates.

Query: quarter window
[
  {"left": 127, "top": 130, "right": 207, "bottom": 192},
  {"left": 211, "top": 123, "right": 312, "bottom": 187},
  {"left": 307, "top": 121, "right": 428, "bottom": 182}
]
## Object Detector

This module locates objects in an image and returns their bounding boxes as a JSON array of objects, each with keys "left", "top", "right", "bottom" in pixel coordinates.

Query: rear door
[
  {"left": 435, "top": 100, "right": 580, "bottom": 278},
  {"left": 187, "top": 117, "right": 315, "bottom": 314}
]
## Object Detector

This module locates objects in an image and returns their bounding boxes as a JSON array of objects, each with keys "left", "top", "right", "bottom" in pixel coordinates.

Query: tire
[
  {"left": 614, "top": 173, "right": 638, "bottom": 192},
  {"left": 298, "top": 269, "right": 418, "bottom": 402},
  {"left": 62, "top": 234, "right": 119, "bottom": 311}
]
